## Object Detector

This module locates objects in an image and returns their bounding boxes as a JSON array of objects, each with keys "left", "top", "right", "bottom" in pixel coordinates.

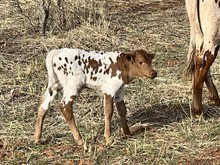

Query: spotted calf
[{"left": 34, "top": 48, "right": 157, "bottom": 145}]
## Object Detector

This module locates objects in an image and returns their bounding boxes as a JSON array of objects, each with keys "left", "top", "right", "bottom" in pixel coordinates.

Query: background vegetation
[{"left": 0, "top": 0, "right": 220, "bottom": 164}]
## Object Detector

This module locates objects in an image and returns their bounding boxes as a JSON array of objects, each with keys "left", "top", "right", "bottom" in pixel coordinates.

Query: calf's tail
[{"left": 45, "top": 49, "right": 59, "bottom": 88}]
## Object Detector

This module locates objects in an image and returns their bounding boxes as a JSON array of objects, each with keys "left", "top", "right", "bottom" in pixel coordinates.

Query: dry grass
[{"left": 1, "top": 0, "right": 220, "bottom": 164}]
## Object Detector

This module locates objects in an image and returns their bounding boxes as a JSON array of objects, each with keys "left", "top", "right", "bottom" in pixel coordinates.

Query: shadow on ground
[{"left": 125, "top": 103, "right": 220, "bottom": 135}]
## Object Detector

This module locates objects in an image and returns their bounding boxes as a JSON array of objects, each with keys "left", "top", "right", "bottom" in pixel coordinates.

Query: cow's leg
[
  {"left": 192, "top": 69, "right": 204, "bottom": 116},
  {"left": 192, "top": 49, "right": 218, "bottom": 116},
  {"left": 104, "top": 94, "right": 114, "bottom": 143},
  {"left": 114, "top": 89, "right": 131, "bottom": 136},
  {"left": 34, "top": 84, "right": 59, "bottom": 144},
  {"left": 59, "top": 96, "right": 83, "bottom": 145},
  {"left": 205, "top": 70, "right": 220, "bottom": 105}
]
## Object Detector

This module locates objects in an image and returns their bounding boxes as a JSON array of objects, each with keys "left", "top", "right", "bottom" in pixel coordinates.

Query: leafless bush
[{"left": 4, "top": 0, "right": 107, "bottom": 35}]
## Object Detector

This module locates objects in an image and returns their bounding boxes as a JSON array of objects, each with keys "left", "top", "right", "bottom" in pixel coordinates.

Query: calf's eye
[{"left": 139, "top": 61, "right": 144, "bottom": 65}]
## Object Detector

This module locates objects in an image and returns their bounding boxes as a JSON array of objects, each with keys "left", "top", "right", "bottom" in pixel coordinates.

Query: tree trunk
[
  {"left": 40, "top": 0, "right": 51, "bottom": 36},
  {"left": 57, "top": 0, "right": 66, "bottom": 29}
]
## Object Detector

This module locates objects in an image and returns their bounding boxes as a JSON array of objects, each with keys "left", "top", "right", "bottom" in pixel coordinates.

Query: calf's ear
[
  {"left": 148, "top": 53, "right": 155, "bottom": 60},
  {"left": 125, "top": 53, "right": 135, "bottom": 63}
]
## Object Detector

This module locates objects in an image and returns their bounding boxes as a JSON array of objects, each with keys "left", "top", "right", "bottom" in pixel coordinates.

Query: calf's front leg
[
  {"left": 104, "top": 94, "right": 114, "bottom": 143},
  {"left": 115, "top": 100, "right": 131, "bottom": 136}
]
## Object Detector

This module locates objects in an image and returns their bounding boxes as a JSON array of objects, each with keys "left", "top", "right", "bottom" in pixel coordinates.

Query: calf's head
[{"left": 125, "top": 49, "right": 157, "bottom": 79}]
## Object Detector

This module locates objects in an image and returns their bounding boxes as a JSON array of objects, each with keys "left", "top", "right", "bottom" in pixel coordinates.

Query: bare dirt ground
[{"left": 0, "top": 0, "right": 220, "bottom": 164}]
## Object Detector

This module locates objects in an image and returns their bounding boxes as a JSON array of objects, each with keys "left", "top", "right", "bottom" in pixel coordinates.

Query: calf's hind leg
[
  {"left": 35, "top": 106, "right": 47, "bottom": 144},
  {"left": 59, "top": 96, "right": 83, "bottom": 145},
  {"left": 34, "top": 84, "right": 58, "bottom": 144}
]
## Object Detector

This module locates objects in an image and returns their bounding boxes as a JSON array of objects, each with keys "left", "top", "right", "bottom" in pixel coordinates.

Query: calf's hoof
[
  {"left": 34, "top": 138, "right": 41, "bottom": 144},
  {"left": 76, "top": 139, "right": 83, "bottom": 146},
  {"left": 105, "top": 137, "right": 113, "bottom": 145},
  {"left": 123, "top": 129, "right": 131, "bottom": 136},
  {"left": 191, "top": 108, "right": 203, "bottom": 118},
  {"left": 209, "top": 96, "right": 220, "bottom": 106}
]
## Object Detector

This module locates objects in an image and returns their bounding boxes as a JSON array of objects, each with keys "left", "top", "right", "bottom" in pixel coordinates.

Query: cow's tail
[
  {"left": 183, "top": 0, "right": 201, "bottom": 80},
  {"left": 184, "top": 41, "right": 196, "bottom": 80}
]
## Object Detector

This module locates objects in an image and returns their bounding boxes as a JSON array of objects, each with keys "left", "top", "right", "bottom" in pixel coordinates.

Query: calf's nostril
[{"left": 151, "top": 71, "right": 157, "bottom": 78}]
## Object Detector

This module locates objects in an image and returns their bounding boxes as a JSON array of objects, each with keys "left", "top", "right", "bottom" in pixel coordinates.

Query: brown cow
[
  {"left": 34, "top": 48, "right": 157, "bottom": 145},
  {"left": 184, "top": 0, "right": 220, "bottom": 116}
]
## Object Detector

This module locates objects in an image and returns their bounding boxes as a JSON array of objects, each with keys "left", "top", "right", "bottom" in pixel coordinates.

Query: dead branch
[{"left": 12, "top": 0, "right": 35, "bottom": 29}]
